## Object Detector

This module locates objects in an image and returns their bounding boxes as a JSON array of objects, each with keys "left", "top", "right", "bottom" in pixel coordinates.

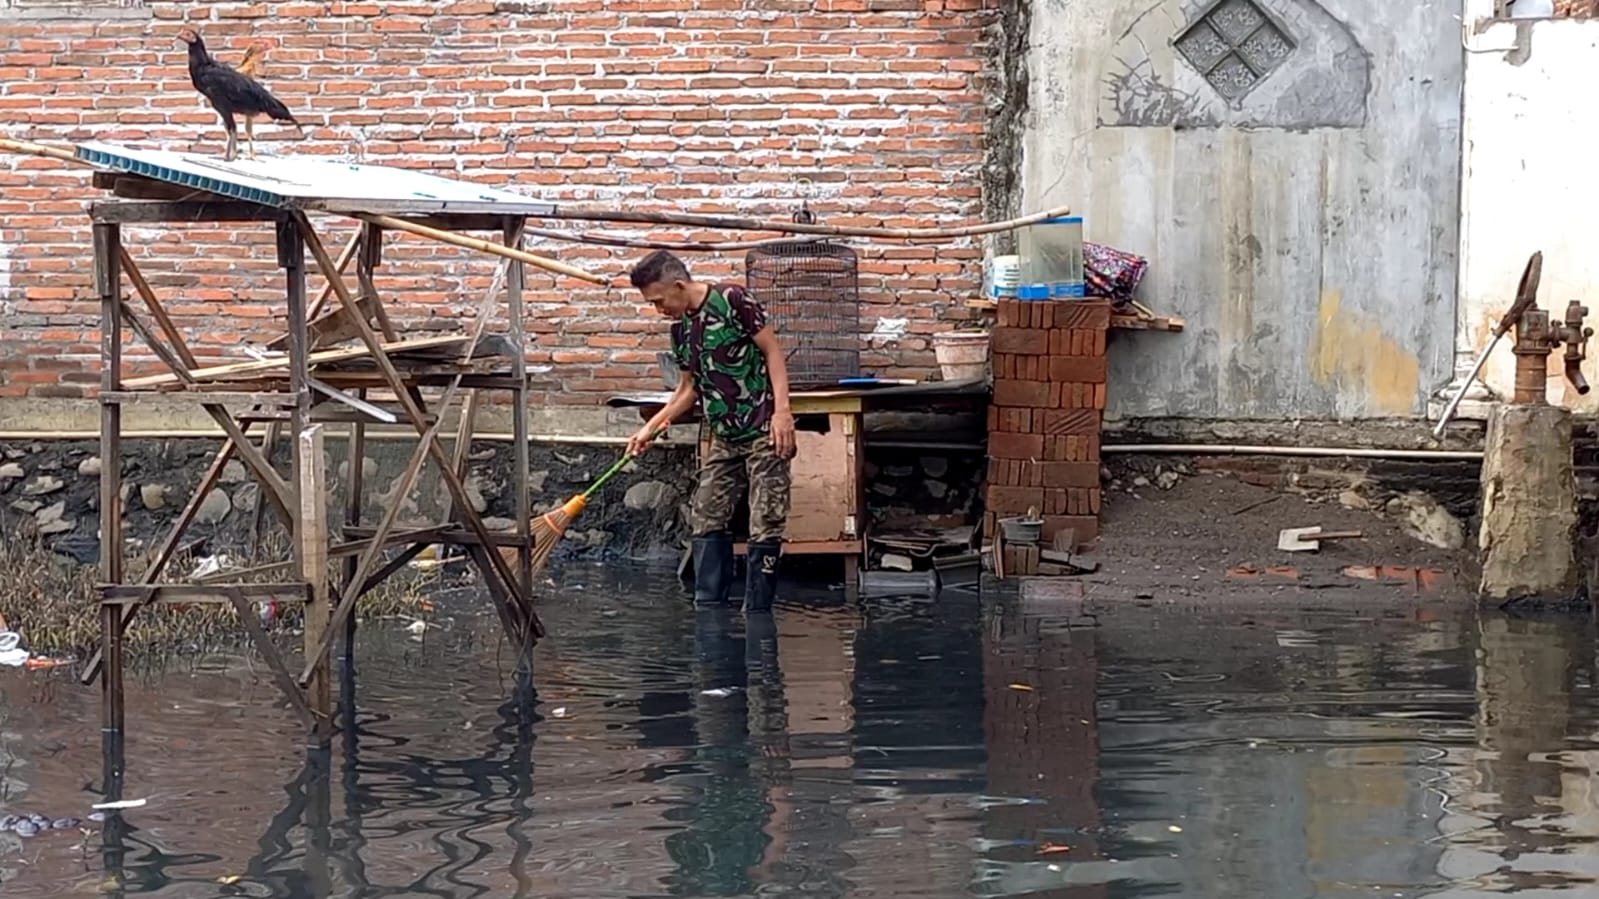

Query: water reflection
[{"left": 6, "top": 570, "right": 1599, "bottom": 896}]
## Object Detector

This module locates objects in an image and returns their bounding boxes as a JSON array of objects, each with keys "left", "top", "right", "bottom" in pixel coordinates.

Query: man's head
[{"left": 629, "top": 250, "right": 695, "bottom": 318}]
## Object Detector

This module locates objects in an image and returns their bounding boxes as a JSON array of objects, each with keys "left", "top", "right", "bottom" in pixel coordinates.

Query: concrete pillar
[{"left": 1477, "top": 403, "right": 1579, "bottom": 602}]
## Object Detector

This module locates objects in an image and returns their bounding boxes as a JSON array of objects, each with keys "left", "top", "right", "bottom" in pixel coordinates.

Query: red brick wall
[{"left": 0, "top": 0, "right": 996, "bottom": 404}]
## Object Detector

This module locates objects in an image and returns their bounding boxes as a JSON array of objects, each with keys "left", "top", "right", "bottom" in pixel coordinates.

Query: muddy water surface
[{"left": 0, "top": 568, "right": 1595, "bottom": 897}]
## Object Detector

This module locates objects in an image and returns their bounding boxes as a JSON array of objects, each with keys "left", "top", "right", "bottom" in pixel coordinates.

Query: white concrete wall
[
  {"left": 1456, "top": 6, "right": 1599, "bottom": 412},
  {"left": 1021, "top": 0, "right": 1464, "bottom": 421}
]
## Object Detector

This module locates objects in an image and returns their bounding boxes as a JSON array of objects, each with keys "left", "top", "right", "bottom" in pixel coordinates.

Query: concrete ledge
[
  {"left": 1103, "top": 416, "right": 1487, "bottom": 452},
  {"left": 0, "top": 397, "right": 653, "bottom": 442}
]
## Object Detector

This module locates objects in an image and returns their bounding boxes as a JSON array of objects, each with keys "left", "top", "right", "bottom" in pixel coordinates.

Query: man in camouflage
[{"left": 626, "top": 250, "right": 797, "bottom": 611}]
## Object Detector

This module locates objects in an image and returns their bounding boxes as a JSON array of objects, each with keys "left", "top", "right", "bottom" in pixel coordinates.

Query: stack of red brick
[{"left": 983, "top": 299, "right": 1110, "bottom": 553}]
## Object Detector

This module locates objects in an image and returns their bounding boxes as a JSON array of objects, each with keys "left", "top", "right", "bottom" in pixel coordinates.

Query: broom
[{"left": 503, "top": 427, "right": 671, "bottom": 574}]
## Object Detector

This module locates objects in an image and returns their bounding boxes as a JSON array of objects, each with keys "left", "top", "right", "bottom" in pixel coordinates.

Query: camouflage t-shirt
[{"left": 672, "top": 284, "right": 774, "bottom": 443}]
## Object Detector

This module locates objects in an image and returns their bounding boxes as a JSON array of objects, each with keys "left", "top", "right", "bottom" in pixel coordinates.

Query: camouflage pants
[{"left": 690, "top": 432, "right": 792, "bottom": 543}]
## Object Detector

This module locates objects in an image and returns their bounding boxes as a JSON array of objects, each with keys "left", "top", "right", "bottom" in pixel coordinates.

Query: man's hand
[
  {"left": 628, "top": 424, "right": 662, "bottom": 457},
  {"left": 770, "top": 410, "right": 796, "bottom": 460}
]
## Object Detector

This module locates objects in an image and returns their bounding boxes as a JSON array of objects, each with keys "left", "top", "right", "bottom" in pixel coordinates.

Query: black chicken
[{"left": 178, "top": 28, "right": 303, "bottom": 162}]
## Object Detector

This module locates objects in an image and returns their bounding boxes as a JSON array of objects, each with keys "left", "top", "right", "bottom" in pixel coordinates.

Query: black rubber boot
[
  {"left": 743, "top": 540, "right": 781, "bottom": 613},
  {"left": 691, "top": 532, "right": 735, "bottom": 606}
]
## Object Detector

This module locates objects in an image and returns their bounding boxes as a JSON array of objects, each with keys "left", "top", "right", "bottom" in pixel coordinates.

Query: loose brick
[
  {"left": 1038, "top": 408, "right": 1101, "bottom": 436},
  {"left": 987, "top": 485, "right": 1043, "bottom": 515},
  {"left": 1049, "top": 355, "right": 1108, "bottom": 383},
  {"left": 985, "top": 458, "right": 1011, "bottom": 486},
  {"left": 1051, "top": 301, "right": 1112, "bottom": 330},
  {"left": 988, "top": 431, "right": 1044, "bottom": 459},
  {"left": 1040, "top": 461, "right": 1099, "bottom": 488},
  {"left": 1001, "top": 545, "right": 1040, "bottom": 577},
  {"left": 1018, "top": 458, "right": 1043, "bottom": 487},
  {"left": 1042, "top": 514, "right": 1099, "bottom": 548},
  {"left": 992, "top": 328, "right": 1047, "bottom": 356},
  {"left": 992, "top": 378, "right": 1051, "bottom": 408},
  {"left": 1042, "top": 488, "right": 1066, "bottom": 516}
]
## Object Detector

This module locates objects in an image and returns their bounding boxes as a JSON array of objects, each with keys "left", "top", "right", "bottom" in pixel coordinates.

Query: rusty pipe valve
[{"left": 1562, "top": 300, "right": 1593, "bottom": 395}]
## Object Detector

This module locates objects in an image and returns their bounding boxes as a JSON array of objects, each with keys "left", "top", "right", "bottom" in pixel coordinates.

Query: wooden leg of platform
[
  {"left": 282, "top": 219, "right": 334, "bottom": 747},
  {"left": 95, "top": 221, "right": 127, "bottom": 801},
  {"left": 506, "top": 220, "right": 534, "bottom": 603},
  {"left": 300, "top": 428, "right": 333, "bottom": 745},
  {"left": 343, "top": 405, "right": 366, "bottom": 672}
]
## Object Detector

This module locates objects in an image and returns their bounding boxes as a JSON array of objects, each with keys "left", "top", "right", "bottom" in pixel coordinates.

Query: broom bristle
[{"left": 524, "top": 494, "right": 591, "bottom": 570}]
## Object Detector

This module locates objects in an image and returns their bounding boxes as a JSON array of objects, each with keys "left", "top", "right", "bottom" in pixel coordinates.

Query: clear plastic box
[{"left": 1017, "top": 215, "right": 1084, "bottom": 299}]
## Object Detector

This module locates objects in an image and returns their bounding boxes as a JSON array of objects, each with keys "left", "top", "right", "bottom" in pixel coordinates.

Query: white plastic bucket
[
  {"left": 933, "top": 329, "right": 989, "bottom": 381},
  {"left": 986, "top": 254, "right": 1021, "bottom": 298}
]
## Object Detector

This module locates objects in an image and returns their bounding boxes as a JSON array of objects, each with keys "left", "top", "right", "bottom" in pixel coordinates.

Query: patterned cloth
[
  {"left": 672, "top": 283, "right": 775, "bottom": 443},
  {"left": 1083, "top": 241, "right": 1150, "bottom": 307},
  {"left": 690, "top": 432, "right": 792, "bottom": 542}
]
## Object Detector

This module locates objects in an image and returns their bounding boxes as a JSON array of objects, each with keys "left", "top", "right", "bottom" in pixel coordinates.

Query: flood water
[{"left": 1, "top": 567, "right": 1598, "bottom": 897}]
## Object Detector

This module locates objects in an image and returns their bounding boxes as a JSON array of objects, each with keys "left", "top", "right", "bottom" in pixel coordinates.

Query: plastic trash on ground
[{"left": 0, "top": 630, "right": 29, "bottom": 667}]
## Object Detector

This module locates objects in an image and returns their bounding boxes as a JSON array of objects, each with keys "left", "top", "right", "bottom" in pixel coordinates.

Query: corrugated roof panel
[{"left": 76, "top": 141, "right": 557, "bottom": 217}]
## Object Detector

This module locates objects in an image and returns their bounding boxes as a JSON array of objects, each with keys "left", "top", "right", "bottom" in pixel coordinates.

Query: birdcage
[{"left": 744, "top": 211, "right": 861, "bottom": 390}]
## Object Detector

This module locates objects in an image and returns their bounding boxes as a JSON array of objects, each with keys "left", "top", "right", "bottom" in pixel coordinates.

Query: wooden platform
[{"left": 61, "top": 147, "right": 599, "bottom": 805}]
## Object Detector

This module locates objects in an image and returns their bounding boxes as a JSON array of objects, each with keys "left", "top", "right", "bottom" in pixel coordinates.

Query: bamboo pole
[
  {"left": 515, "top": 223, "right": 838, "bottom": 253},
  {"left": 1, "top": 136, "right": 1067, "bottom": 250},
  {"left": 353, "top": 213, "right": 607, "bottom": 285},
  {"left": 533, "top": 202, "right": 1076, "bottom": 241},
  {"left": 0, "top": 137, "right": 80, "bottom": 164}
]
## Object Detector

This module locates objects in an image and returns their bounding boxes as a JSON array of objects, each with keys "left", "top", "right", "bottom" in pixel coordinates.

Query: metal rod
[
  {"left": 1431, "top": 335, "right": 1503, "bottom": 439},
  {"left": 1434, "top": 251, "right": 1545, "bottom": 437},
  {"left": 309, "top": 376, "right": 397, "bottom": 423},
  {"left": 1100, "top": 443, "right": 1483, "bottom": 460}
]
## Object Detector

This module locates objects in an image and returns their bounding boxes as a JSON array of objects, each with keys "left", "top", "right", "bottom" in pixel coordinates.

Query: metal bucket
[
  {"left": 860, "top": 568, "right": 941, "bottom": 597},
  {"left": 998, "top": 516, "right": 1042, "bottom": 545}
]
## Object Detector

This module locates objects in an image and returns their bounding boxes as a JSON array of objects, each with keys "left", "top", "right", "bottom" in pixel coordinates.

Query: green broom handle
[{"left": 580, "top": 425, "right": 670, "bottom": 500}]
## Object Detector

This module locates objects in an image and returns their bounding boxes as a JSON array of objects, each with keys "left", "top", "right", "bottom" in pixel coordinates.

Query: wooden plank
[
  {"left": 101, "top": 583, "right": 310, "bottom": 602},
  {"left": 223, "top": 587, "right": 316, "bottom": 731},
  {"left": 91, "top": 200, "right": 289, "bottom": 225},
  {"left": 266, "top": 229, "right": 363, "bottom": 347},
  {"left": 100, "top": 389, "right": 294, "bottom": 406},
  {"left": 506, "top": 219, "right": 534, "bottom": 597},
  {"left": 121, "top": 335, "right": 468, "bottom": 388},
  {"left": 732, "top": 540, "right": 863, "bottom": 556},
  {"left": 1111, "top": 314, "right": 1185, "bottom": 332},
  {"left": 94, "top": 221, "right": 126, "bottom": 802},
  {"left": 299, "top": 424, "right": 333, "bottom": 746},
  {"left": 342, "top": 525, "right": 524, "bottom": 547},
  {"left": 790, "top": 414, "right": 858, "bottom": 543}
]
